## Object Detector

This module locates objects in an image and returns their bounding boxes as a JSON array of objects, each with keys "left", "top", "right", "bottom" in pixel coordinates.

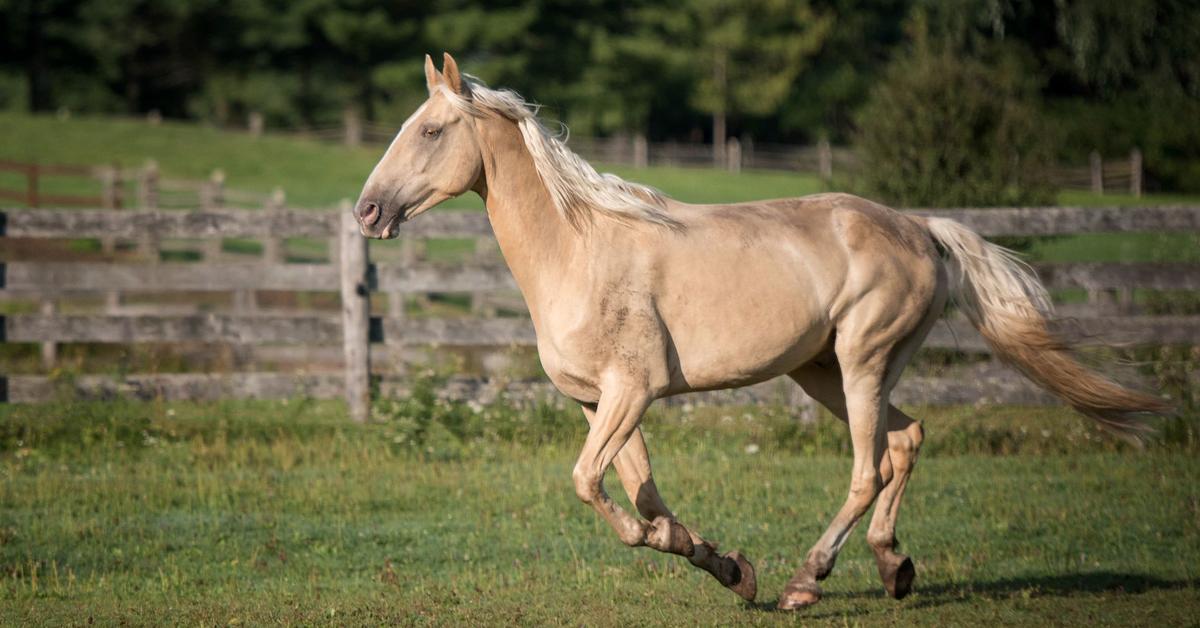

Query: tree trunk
[
  {"left": 712, "top": 54, "right": 727, "bottom": 168},
  {"left": 712, "top": 111, "right": 726, "bottom": 168}
]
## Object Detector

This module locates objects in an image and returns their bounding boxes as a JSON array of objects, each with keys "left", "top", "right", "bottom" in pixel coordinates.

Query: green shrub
[{"left": 854, "top": 43, "right": 1056, "bottom": 207}]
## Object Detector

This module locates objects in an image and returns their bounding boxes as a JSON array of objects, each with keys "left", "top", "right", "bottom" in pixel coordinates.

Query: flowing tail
[{"left": 923, "top": 216, "right": 1170, "bottom": 440}]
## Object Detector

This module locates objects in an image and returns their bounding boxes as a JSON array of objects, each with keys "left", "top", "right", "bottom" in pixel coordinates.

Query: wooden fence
[
  {"left": 2, "top": 204, "right": 1198, "bottom": 418},
  {"left": 0, "top": 159, "right": 286, "bottom": 212}
]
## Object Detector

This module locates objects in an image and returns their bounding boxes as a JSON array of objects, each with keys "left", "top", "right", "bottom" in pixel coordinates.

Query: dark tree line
[{"left": 1, "top": 0, "right": 1197, "bottom": 191}]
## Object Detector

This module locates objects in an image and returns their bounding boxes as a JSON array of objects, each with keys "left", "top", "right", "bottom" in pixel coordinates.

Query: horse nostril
[{"left": 359, "top": 202, "right": 381, "bottom": 226}]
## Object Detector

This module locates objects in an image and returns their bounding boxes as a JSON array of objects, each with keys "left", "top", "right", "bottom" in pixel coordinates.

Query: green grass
[{"left": 2, "top": 396, "right": 1197, "bottom": 625}]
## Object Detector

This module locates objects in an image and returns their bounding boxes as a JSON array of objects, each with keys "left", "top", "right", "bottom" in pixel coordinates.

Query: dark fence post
[
  {"left": 1090, "top": 150, "right": 1104, "bottom": 195},
  {"left": 1130, "top": 148, "right": 1143, "bottom": 198},
  {"left": 340, "top": 200, "right": 370, "bottom": 422}
]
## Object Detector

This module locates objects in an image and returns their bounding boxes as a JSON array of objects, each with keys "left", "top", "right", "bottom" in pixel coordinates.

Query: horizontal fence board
[
  {"left": 2, "top": 208, "right": 338, "bottom": 238},
  {"left": 1035, "top": 262, "right": 1200, "bottom": 291},
  {"left": 6, "top": 205, "right": 1199, "bottom": 242},
  {"left": 6, "top": 313, "right": 1195, "bottom": 350},
  {"left": 3, "top": 314, "right": 538, "bottom": 346},
  {"left": 2, "top": 262, "right": 340, "bottom": 291},
  {"left": 5, "top": 314, "right": 345, "bottom": 344},
  {"left": 0, "top": 261, "right": 519, "bottom": 293},
  {"left": 4, "top": 261, "right": 1195, "bottom": 294},
  {"left": 911, "top": 205, "right": 1200, "bottom": 236},
  {"left": 4, "top": 372, "right": 342, "bottom": 403},
  {"left": 926, "top": 315, "right": 1200, "bottom": 353}
]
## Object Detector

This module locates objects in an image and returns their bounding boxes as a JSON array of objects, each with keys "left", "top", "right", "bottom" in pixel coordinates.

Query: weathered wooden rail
[{"left": 2, "top": 204, "right": 1198, "bottom": 416}]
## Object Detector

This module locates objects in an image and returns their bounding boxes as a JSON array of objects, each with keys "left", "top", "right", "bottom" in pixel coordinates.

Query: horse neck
[{"left": 472, "top": 115, "right": 582, "bottom": 308}]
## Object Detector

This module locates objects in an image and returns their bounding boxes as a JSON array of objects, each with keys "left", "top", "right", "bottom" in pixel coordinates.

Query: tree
[{"left": 606, "top": 0, "right": 831, "bottom": 158}]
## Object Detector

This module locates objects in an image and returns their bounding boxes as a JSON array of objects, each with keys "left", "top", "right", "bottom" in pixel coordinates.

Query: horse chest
[{"left": 531, "top": 302, "right": 669, "bottom": 404}]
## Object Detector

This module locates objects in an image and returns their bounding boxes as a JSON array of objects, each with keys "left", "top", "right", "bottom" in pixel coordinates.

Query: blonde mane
[{"left": 440, "top": 79, "right": 681, "bottom": 230}]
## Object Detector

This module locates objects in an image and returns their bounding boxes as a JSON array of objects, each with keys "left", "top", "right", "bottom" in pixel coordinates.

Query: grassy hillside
[{"left": 0, "top": 113, "right": 823, "bottom": 209}]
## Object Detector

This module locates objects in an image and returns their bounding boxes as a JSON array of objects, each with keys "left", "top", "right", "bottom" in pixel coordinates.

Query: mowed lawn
[{"left": 1, "top": 399, "right": 1197, "bottom": 626}]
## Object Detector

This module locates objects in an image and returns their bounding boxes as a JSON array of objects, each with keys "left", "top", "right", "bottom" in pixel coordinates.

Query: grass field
[
  {"left": 0, "top": 113, "right": 824, "bottom": 210},
  {"left": 5, "top": 111, "right": 1200, "bottom": 212},
  {"left": 2, "top": 396, "right": 1198, "bottom": 626}
]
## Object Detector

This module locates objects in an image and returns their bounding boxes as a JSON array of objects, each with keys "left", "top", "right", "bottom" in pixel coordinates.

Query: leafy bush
[{"left": 854, "top": 43, "right": 1056, "bottom": 207}]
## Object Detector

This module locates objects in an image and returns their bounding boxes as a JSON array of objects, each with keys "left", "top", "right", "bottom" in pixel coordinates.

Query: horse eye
[{"left": 423, "top": 127, "right": 442, "bottom": 139}]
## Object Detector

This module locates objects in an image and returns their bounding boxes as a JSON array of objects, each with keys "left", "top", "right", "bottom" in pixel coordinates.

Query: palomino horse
[{"left": 354, "top": 54, "right": 1167, "bottom": 609}]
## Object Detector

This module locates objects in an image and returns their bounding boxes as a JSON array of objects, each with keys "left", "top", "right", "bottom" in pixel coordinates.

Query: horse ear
[
  {"left": 425, "top": 53, "right": 442, "bottom": 93},
  {"left": 442, "top": 52, "right": 470, "bottom": 98}
]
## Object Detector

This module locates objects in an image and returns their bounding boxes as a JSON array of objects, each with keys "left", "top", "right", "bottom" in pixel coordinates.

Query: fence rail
[
  {"left": 3, "top": 204, "right": 1198, "bottom": 414},
  {"left": 3, "top": 260, "right": 1198, "bottom": 295}
]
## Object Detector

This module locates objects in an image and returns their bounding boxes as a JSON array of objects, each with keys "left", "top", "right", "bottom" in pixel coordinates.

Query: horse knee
[{"left": 571, "top": 466, "right": 600, "bottom": 505}]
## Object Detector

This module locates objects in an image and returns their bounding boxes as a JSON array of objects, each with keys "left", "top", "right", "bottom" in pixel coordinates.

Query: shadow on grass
[{"left": 746, "top": 572, "right": 1193, "bottom": 616}]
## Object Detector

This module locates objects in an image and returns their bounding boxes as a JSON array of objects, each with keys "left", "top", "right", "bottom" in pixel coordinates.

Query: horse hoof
[
  {"left": 647, "top": 516, "right": 695, "bottom": 557},
  {"left": 777, "top": 583, "right": 821, "bottom": 610},
  {"left": 724, "top": 551, "right": 757, "bottom": 602},
  {"left": 877, "top": 554, "right": 915, "bottom": 600}
]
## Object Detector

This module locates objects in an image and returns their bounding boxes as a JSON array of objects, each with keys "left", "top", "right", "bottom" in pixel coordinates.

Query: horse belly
[{"left": 665, "top": 306, "right": 832, "bottom": 394}]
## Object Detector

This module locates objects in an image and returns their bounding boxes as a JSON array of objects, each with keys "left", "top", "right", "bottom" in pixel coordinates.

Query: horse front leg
[
  {"left": 571, "top": 388, "right": 693, "bottom": 557},
  {"left": 597, "top": 414, "right": 756, "bottom": 601}
]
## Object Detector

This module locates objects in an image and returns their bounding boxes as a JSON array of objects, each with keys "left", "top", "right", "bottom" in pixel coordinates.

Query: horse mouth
[{"left": 379, "top": 213, "right": 405, "bottom": 239}]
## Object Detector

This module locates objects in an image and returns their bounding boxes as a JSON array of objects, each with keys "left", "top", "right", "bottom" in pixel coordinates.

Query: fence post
[
  {"left": 261, "top": 187, "right": 287, "bottom": 264},
  {"left": 633, "top": 133, "right": 648, "bottom": 169},
  {"left": 726, "top": 137, "right": 741, "bottom": 174},
  {"left": 343, "top": 106, "right": 363, "bottom": 148},
  {"left": 101, "top": 166, "right": 118, "bottom": 209},
  {"left": 1130, "top": 148, "right": 1143, "bottom": 198},
  {"left": 99, "top": 164, "right": 120, "bottom": 255},
  {"left": 339, "top": 201, "right": 371, "bottom": 422},
  {"left": 40, "top": 300, "right": 56, "bottom": 370},
  {"left": 1089, "top": 150, "right": 1103, "bottom": 195},
  {"left": 203, "top": 170, "right": 225, "bottom": 260},
  {"left": 248, "top": 111, "right": 264, "bottom": 138},
  {"left": 136, "top": 160, "right": 160, "bottom": 263},
  {"left": 818, "top": 138, "right": 833, "bottom": 184},
  {"left": 138, "top": 160, "right": 159, "bottom": 209}
]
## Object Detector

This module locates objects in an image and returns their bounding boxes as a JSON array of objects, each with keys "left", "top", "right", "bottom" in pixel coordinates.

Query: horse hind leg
[
  {"left": 783, "top": 298, "right": 941, "bottom": 606},
  {"left": 791, "top": 364, "right": 923, "bottom": 600},
  {"left": 865, "top": 413, "right": 923, "bottom": 599},
  {"left": 778, "top": 352, "right": 893, "bottom": 610}
]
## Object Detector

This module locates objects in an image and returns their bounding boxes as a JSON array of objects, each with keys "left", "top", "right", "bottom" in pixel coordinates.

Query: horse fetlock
[
  {"left": 866, "top": 529, "right": 896, "bottom": 552},
  {"left": 645, "top": 516, "right": 695, "bottom": 556},
  {"left": 803, "top": 550, "right": 836, "bottom": 581}
]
